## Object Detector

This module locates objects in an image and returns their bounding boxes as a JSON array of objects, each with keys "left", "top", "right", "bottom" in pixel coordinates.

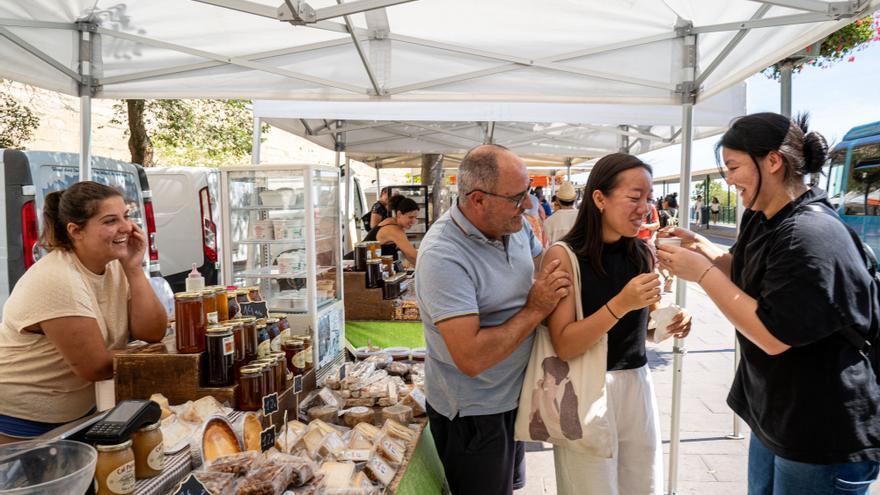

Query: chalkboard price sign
[
  {"left": 262, "top": 392, "right": 279, "bottom": 416},
  {"left": 172, "top": 473, "right": 209, "bottom": 495},
  {"left": 293, "top": 374, "right": 303, "bottom": 394},
  {"left": 239, "top": 301, "right": 269, "bottom": 318},
  {"left": 260, "top": 426, "right": 276, "bottom": 452}
]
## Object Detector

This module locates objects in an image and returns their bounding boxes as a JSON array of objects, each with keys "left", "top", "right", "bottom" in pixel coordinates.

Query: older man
[
  {"left": 543, "top": 181, "right": 579, "bottom": 244},
  {"left": 416, "top": 144, "right": 571, "bottom": 495}
]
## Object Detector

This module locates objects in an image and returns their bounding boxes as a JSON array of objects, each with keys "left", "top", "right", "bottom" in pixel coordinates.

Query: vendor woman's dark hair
[
  {"left": 715, "top": 112, "right": 828, "bottom": 195},
  {"left": 561, "top": 153, "right": 653, "bottom": 277},
  {"left": 40, "top": 181, "right": 124, "bottom": 251},
  {"left": 388, "top": 194, "right": 419, "bottom": 215}
]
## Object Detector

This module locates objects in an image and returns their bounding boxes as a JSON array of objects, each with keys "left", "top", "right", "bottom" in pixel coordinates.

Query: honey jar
[
  {"left": 131, "top": 421, "right": 164, "bottom": 479},
  {"left": 95, "top": 440, "right": 135, "bottom": 494},
  {"left": 174, "top": 292, "right": 206, "bottom": 354}
]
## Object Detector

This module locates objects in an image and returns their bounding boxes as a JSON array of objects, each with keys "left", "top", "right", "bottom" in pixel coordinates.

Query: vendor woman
[
  {"left": 363, "top": 194, "right": 419, "bottom": 265},
  {"left": 0, "top": 182, "right": 167, "bottom": 443}
]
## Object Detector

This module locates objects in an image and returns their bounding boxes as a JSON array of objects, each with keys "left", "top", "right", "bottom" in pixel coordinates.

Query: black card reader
[{"left": 84, "top": 400, "right": 162, "bottom": 445}]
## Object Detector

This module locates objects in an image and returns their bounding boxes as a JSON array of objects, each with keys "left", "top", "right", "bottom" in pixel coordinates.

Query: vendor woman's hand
[
  {"left": 666, "top": 308, "right": 693, "bottom": 339},
  {"left": 121, "top": 221, "right": 147, "bottom": 271},
  {"left": 657, "top": 227, "right": 702, "bottom": 251},
  {"left": 657, "top": 243, "right": 712, "bottom": 282}
]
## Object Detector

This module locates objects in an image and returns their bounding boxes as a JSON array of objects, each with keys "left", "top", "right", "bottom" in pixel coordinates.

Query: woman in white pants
[{"left": 542, "top": 153, "right": 692, "bottom": 494}]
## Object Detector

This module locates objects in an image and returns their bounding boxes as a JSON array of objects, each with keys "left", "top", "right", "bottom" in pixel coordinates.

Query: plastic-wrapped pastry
[
  {"left": 206, "top": 451, "right": 261, "bottom": 476},
  {"left": 342, "top": 407, "right": 374, "bottom": 427},
  {"left": 266, "top": 451, "right": 317, "bottom": 487},
  {"left": 192, "top": 471, "right": 236, "bottom": 495},
  {"left": 385, "top": 362, "right": 410, "bottom": 377},
  {"left": 236, "top": 462, "right": 295, "bottom": 495},
  {"left": 381, "top": 404, "right": 413, "bottom": 424}
]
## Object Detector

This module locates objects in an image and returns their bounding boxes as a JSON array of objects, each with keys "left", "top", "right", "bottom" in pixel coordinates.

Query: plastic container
[
  {"left": 0, "top": 439, "right": 97, "bottom": 495},
  {"left": 185, "top": 263, "right": 205, "bottom": 292}
]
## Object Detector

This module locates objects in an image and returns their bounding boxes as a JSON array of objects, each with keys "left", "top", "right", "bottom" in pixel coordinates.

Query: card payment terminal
[{"left": 84, "top": 400, "right": 162, "bottom": 444}]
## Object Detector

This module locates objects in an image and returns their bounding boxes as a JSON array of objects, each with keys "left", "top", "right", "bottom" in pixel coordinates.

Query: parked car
[
  {"left": 0, "top": 149, "right": 160, "bottom": 314},
  {"left": 146, "top": 166, "right": 221, "bottom": 293}
]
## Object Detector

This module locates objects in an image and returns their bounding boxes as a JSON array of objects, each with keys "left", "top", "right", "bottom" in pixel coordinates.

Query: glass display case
[{"left": 219, "top": 164, "right": 345, "bottom": 372}]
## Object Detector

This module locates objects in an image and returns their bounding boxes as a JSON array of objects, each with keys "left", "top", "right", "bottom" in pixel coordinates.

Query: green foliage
[
  {"left": 0, "top": 90, "right": 39, "bottom": 149},
  {"left": 113, "top": 99, "right": 268, "bottom": 167},
  {"left": 766, "top": 12, "right": 880, "bottom": 78},
  {"left": 693, "top": 179, "right": 737, "bottom": 209}
]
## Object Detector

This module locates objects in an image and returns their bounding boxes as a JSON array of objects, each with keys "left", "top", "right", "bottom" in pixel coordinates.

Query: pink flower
[{"left": 848, "top": 56, "right": 856, "bottom": 62}]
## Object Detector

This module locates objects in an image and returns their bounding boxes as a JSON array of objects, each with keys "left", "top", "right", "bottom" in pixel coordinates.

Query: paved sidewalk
[{"left": 515, "top": 279, "right": 880, "bottom": 494}]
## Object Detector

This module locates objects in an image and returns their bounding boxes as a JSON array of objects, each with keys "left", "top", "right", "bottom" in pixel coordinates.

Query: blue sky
[{"left": 639, "top": 39, "right": 880, "bottom": 195}]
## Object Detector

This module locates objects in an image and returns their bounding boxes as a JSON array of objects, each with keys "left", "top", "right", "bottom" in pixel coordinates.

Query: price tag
[
  {"left": 262, "top": 392, "right": 279, "bottom": 415},
  {"left": 239, "top": 301, "right": 269, "bottom": 318},
  {"left": 293, "top": 374, "right": 303, "bottom": 394},
  {"left": 172, "top": 473, "right": 209, "bottom": 495},
  {"left": 338, "top": 363, "right": 347, "bottom": 381},
  {"left": 260, "top": 425, "right": 276, "bottom": 452}
]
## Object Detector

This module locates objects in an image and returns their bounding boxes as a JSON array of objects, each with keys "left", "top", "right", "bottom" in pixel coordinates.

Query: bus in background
[{"left": 824, "top": 120, "right": 880, "bottom": 256}]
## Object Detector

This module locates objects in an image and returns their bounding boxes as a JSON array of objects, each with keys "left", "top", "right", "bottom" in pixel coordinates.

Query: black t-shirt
[
  {"left": 364, "top": 224, "right": 400, "bottom": 260},
  {"left": 728, "top": 188, "right": 880, "bottom": 464},
  {"left": 371, "top": 202, "right": 388, "bottom": 221},
  {"left": 578, "top": 239, "right": 649, "bottom": 371}
]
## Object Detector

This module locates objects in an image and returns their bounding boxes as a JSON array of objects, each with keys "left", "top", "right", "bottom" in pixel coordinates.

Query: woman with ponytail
[
  {"left": 0, "top": 181, "right": 167, "bottom": 443},
  {"left": 658, "top": 113, "right": 880, "bottom": 494},
  {"left": 363, "top": 194, "right": 420, "bottom": 265}
]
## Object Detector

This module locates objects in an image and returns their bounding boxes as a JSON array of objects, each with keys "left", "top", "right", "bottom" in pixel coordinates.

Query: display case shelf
[
  {"left": 234, "top": 265, "right": 334, "bottom": 279},
  {"left": 235, "top": 235, "right": 333, "bottom": 246}
]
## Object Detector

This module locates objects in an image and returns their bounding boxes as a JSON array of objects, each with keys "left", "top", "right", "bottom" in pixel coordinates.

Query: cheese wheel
[
  {"left": 381, "top": 404, "right": 413, "bottom": 424},
  {"left": 343, "top": 407, "right": 375, "bottom": 427},
  {"left": 308, "top": 405, "right": 339, "bottom": 424}
]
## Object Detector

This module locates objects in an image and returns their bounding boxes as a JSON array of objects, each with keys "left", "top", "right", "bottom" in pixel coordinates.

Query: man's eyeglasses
[{"left": 468, "top": 181, "right": 532, "bottom": 209}]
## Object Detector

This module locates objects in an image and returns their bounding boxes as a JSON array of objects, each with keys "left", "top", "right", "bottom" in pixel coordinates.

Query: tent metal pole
[
  {"left": 252, "top": 117, "right": 262, "bottom": 165},
  {"left": 780, "top": 62, "right": 793, "bottom": 117},
  {"left": 667, "top": 101, "right": 693, "bottom": 495},
  {"left": 78, "top": 27, "right": 94, "bottom": 181},
  {"left": 729, "top": 185, "right": 748, "bottom": 439},
  {"left": 344, "top": 155, "right": 352, "bottom": 245}
]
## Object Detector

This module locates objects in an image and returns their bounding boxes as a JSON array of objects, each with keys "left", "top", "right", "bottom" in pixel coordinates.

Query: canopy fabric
[
  {"left": 255, "top": 85, "right": 745, "bottom": 167},
  {"left": 0, "top": 1, "right": 876, "bottom": 104}
]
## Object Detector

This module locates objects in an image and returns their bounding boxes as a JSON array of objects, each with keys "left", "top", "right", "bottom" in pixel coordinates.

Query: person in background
[
  {"left": 368, "top": 186, "right": 392, "bottom": 229},
  {"left": 363, "top": 194, "right": 420, "bottom": 265},
  {"left": 638, "top": 193, "right": 661, "bottom": 244},
  {"left": 544, "top": 181, "right": 580, "bottom": 244},
  {"left": 693, "top": 194, "right": 704, "bottom": 228},
  {"left": 535, "top": 186, "right": 553, "bottom": 218},
  {"left": 544, "top": 153, "right": 691, "bottom": 494},
  {"left": 551, "top": 194, "right": 561, "bottom": 213},
  {"left": 0, "top": 182, "right": 167, "bottom": 443},
  {"left": 416, "top": 144, "right": 571, "bottom": 495},
  {"left": 665, "top": 192, "right": 679, "bottom": 222},
  {"left": 710, "top": 196, "right": 721, "bottom": 224},
  {"left": 658, "top": 112, "right": 880, "bottom": 495}
]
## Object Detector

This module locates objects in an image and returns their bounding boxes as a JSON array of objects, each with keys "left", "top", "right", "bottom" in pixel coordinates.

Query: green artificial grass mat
[{"left": 345, "top": 320, "right": 426, "bottom": 349}]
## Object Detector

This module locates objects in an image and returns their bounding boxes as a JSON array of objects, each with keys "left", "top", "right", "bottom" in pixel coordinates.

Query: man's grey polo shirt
[{"left": 416, "top": 203, "right": 542, "bottom": 420}]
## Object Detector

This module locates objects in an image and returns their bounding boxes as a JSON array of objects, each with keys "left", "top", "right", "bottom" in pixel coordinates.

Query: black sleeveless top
[
  {"left": 577, "top": 238, "right": 649, "bottom": 371},
  {"left": 364, "top": 224, "right": 400, "bottom": 260}
]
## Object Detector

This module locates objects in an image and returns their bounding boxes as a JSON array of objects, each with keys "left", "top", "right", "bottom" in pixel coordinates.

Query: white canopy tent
[
  {"left": 253, "top": 86, "right": 745, "bottom": 168},
  {"left": 2, "top": 1, "right": 878, "bottom": 492}
]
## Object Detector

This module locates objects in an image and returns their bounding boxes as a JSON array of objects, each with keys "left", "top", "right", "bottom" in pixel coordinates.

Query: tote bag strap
[{"left": 549, "top": 241, "right": 583, "bottom": 320}]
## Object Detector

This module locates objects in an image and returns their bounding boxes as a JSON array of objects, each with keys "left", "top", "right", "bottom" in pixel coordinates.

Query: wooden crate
[
  {"left": 343, "top": 271, "right": 397, "bottom": 320},
  {"left": 114, "top": 352, "right": 238, "bottom": 407}
]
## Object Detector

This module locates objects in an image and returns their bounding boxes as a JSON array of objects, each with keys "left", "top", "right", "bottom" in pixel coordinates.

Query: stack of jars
[
  {"left": 93, "top": 421, "right": 165, "bottom": 493},
  {"left": 281, "top": 335, "right": 313, "bottom": 377}
]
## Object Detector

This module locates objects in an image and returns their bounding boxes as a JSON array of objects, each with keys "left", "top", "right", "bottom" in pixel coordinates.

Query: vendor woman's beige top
[{"left": 0, "top": 249, "right": 130, "bottom": 423}]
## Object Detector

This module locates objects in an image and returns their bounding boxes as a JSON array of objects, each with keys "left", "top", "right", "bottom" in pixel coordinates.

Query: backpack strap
[{"left": 801, "top": 203, "right": 877, "bottom": 358}]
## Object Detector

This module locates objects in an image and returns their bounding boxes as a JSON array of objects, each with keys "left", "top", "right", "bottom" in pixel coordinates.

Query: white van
[
  {"left": 0, "top": 149, "right": 160, "bottom": 313},
  {"left": 145, "top": 167, "right": 221, "bottom": 293}
]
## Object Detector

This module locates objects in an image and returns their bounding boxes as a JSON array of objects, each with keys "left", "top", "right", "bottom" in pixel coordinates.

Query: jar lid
[
  {"left": 235, "top": 289, "right": 250, "bottom": 295},
  {"left": 381, "top": 255, "right": 394, "bottom": 260},
  {"left": 174, "top": 291, "right": 202, "bottom": 300},
  {"left": 211, "top": 286, "right": 227, "bottom": 294},
  {"left": 269, "top": 313, "right": 288, "bottom": 319},
  {"left": 207, "top": 326, "right": 232, "bottom": 335},
  {"left": 231, "top": 317, "right": 257, "bottom": 323},
  {"left": 137, "top": 421, "right": 161, "bottom": 432},
  {"left": 239, "top": 366, "right": 263, "bottom": 375},
  {"left": 201, "top": 287, "right": 218, "bottom": 295},
  {"left": 367, "top": 259, "right": 381, "bottom": 264},
  {"left": 96, "top": 439, "right": 133, "bottom": 451},
  {"left": 246, "top": 286, "right": 261, "bottom": 291}
]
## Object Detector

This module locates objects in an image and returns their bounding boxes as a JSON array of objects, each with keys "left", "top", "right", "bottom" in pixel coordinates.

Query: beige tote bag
[{"left": 514, "top": 242, "right": 612, "bottom": 457}]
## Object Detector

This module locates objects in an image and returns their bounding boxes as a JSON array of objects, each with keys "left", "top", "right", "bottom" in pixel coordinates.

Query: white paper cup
[{"left": 656, "top": 236, "right": 682, "bottom": 248}]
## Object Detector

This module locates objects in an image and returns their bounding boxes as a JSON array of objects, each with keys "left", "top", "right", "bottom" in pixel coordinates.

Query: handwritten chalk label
[
  {"left": 262, "top": 392, "right": 279, "bottom": 416},
  {"left": 260, "top": 426, "right": 276, "bottom": 452},
  {"left": 172, "top": 473, "right": 209, "bottom": 495}
]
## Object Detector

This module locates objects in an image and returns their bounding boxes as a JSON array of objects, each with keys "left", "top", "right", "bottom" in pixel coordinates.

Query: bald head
[{"left": 458, "top": 144, "right": 524, "bottom": 197}]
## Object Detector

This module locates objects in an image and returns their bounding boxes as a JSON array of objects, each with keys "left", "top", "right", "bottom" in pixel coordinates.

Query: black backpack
[{"left": 804, "top": 204, "right": 880, "bottom": 371}]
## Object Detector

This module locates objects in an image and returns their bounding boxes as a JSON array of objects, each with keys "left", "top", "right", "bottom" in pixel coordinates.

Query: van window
[
  {"left": 825, "top": 150, "right": 846, "bottom": 211},
  {"left": 37, "top": 165, "right": 145, "bottom": 226},
  {"left": 843, "top": 143, "right": 880, "bottom": 216}
]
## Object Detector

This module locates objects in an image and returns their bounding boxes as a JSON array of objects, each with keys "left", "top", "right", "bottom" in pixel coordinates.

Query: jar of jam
[
  {"left": 227, "top": 291, "right": 240, "bottom": 320},
  {"left": 281, "top": 338, "right": 303, "bottom": 374},
  {"left": 287, "top": 338, "right": 307, "bottom": 376},
  {"left": 225, "top": 321, "right": 246, "bottom": 363},
  {"left": 174, "top": 292, "right": 206, "bottom": 354},
  {"left": 206, "top": 325, "right": 234, "bottom": 386},
  {"left": 238, "top": 365, "right": 264, "bottom": 411},
  {"left": 232, "top": 317, "right": 258, "bottom": 362},
  {"left": 95, "top": 439, "right": 135, "bottom": 495},
  {"left": 256, "top": 321, "right": 270, "bottom": 357},
  {"left": 302, "top": 335, "right": 314, "bottom": 372},
  {"left": 365, "top": 259, "right": 382, "bottom": 289},
  {"left": 213, "top": 286, "right": 229, "bottom": 322},
  {"left": 247, "top": 285, "right": 263, "bottom": 302},
  {"left": 272, "top": 314, "right": 290, "bottom": 334},
  {"left": 252, "top": 360, "right": 276, "bottom": 396},
  {"left": 131, "top": 421, "right": 164, "bottom": 479},
  {"left": 201, "top": 287, "right": 219, "bottom": 325},
  {"left": 354, "top": 242, "right": 369, "bottom": 271},
  {"left": 381, "top": 255, "right": 395, "bottom": 277},
  {"left": 268, "top": 352, "right": 288, "bottom": 391},
  {"left": 365, "top": 241, "right": 381, "bottom": 260},
  {"left": 236, "top": 289, "right": 250, "bottom": 304},
  {"left": 266, "top": 318, "right": 281, "bottom": 352}
]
